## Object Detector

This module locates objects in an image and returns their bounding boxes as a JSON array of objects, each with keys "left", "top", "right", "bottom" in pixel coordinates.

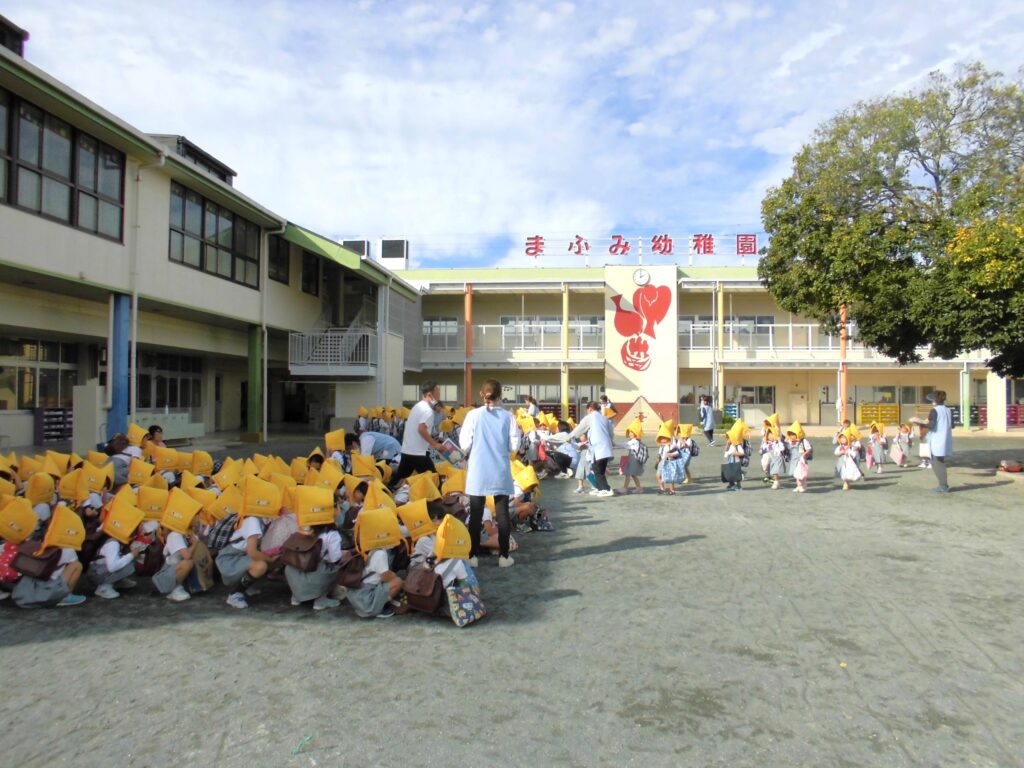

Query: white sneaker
[
  {"left": 588, "top": 489, "right": 602, "bottom": 496},
  {"left": 313, "top": 596, "right": 341, "bottom": 611},
  {"left": 597, "top": 489, "right": 615, "bottom": 497},
  {"left": 0, "top": 591, "right": 10, "bottom": 601},
  {"left": 498, "top": 556, "right": 515, "bottom": 568},
  {"left": 226, "top": 592, "right": 249, "bottom": 609},
  {"left": 467, "top": 556, "right": 479, "bottom": 567},
  {"left": 290, "top": 597, "right": 303, "bottom": 607},
  {"left": 537, "top": 470, "right": 549, "bottom": 480},
  {"left": 95, "top": 584, "right": 120, "bottom": 599},
  {"left": 167, "top": 586, "right": 191, "bottom": 602},
  {"left": 771, "top": 480, "right": 780, "bottom": 490},
  {"left": 572, "top": 487, "right": 584, "bottom": 494}
]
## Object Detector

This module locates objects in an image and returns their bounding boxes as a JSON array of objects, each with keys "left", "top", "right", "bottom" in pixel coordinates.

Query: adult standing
[
  {"left": 394, "top": 381, "right": 445, "bottom": 484},
  {"left": 927, "top": 390, "right": 953, "bottom": 492},
  {"left": 567, "top": 401, "right": 615, "bottom": 497},
  {"left": 461, "top": 379, "right": 518, "bottom": 568},
  {"left": 699, "top": 395, "right": 716, "bottom": 446},
  {"left": 525, "top": 395, "right": 540, "bottom": 419}
]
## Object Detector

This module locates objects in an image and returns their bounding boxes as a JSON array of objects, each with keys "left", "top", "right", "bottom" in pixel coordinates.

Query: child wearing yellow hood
[
  {"left": 722, "top": 420, "right": 750, "bottom": 491},
  {"left": 786, "top": 423, "right": 813, "bottom": 493}
]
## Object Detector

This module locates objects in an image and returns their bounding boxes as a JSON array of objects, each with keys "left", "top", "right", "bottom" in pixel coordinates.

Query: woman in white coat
[
  {"left": 567, "top": 401, "right": 616, "bottom": 497},
  {"left": 461, "top": 379, "right": 519, "bottom": 568},
  {"left": 927, "top": 390, "right": 953, "bottom": 492}
]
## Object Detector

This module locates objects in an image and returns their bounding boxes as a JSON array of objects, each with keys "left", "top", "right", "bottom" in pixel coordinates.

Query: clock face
[{"left": 633, "top": 268, "right": 651, "bottom": 286}]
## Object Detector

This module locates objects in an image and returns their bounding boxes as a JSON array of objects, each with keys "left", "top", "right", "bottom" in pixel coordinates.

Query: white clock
[{"left": 633, "top": 268, "right": 651, "bottom": 286}]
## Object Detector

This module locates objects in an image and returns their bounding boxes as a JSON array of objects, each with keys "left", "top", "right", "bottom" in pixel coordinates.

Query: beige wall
[{"left": 605, "top": 265, "right": 678, "bottom": 406}]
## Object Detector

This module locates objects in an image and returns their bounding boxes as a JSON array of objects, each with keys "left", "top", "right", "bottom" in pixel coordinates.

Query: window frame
[
  {"left": 301, "top": 250, "right": 320, "bottom": 296},
  {"left": 0, "top": 86, "right": 125, "bottom": 241},
  {"left": 167, "top": 181, "right": 260, "bottom": 290},
  {"left": 268, "top": 234, "right": 290, "bottom": 284}
]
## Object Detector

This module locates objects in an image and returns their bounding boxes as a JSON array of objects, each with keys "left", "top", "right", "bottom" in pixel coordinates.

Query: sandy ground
[{"left": 2, "top": 437, "right": 1023, "bottom": 767}]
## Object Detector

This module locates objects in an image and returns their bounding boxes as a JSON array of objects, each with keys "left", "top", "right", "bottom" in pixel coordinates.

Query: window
[
  {"left": 168, "top": 181, "right": 259, "bottom": 288},
  {"left": 0, "top": 336, "right": 79, "bottom": 410},
  {"left": 268, "top": 235, "right": 290, "bottom": 284},
  {"left": 423, "top": 317, "right": 459, "bottom": 335},
  {"left": 301, "top": 250, "right": 319, "bottom": 295},
  {"left": 726, "top": 385, "right": 775, "bottom": 405},
  {"left": 0, "top": 90, "right": 124, "bottom": 238},
  {"left": 133, "top": 353, "right": 201, "bottom": 411}
]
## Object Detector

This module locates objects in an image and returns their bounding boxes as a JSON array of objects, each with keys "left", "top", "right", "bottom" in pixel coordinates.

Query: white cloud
[{"left": 7, "top": 0, "right": 1024, "bottom": 270}]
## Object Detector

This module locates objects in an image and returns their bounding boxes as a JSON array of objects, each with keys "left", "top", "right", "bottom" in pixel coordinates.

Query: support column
[
  {"left": 839, "top": 304, "right": 849, "bottom": 423},
  {"left": 986, "top": 370, "right": 1007, "bottom": 434},
  {"left": 247, "top": 325, "right": 263, "bottom": 439},
  {"left": 561, "top": 283, "right": 570, "bottom": 417},
  {"left": 107, "top": 294, "right": 130, "bottom": 440},
  {"left": 960, "top": 364, "right": 971, "bottom": 429},
  {"left": 464, "top": 284, "right": 473, "bottom": 406}
]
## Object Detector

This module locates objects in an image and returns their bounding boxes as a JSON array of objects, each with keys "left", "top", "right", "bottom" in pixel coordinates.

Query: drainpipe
[
  {"left": 105, "top": 295, "right": 114, "bottom": 410},
  {"left": 263, "top": 220, "right": 287, "bottom": 441},
  {"left": 130, "top": 150, "right": 167, "bottom": 421}
]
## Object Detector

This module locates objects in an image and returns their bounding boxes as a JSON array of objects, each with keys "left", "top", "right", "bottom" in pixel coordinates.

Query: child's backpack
[
  {"left": 802, "top": 439, "right": 814, "bottom": 461},
  {"left": 780, "top": 442, "right": 792, "bottom": 462},
  {"left": 205, "top": 513, "right": 238, "bottom": 554},
  {"left": 633, "top": 443, "right": 649, "bottom": 465},
  {"left": 336, "top": 549, "right": 364, "bottom": 588},
  {"left": 405, "top": 562, "right": 444, "bottom": 614},
  {"left": 689, "top": 441, "right": 700, "bottom": 458},
  {"left": 740, "top": 439, "right": 751, "bottom": 468}
]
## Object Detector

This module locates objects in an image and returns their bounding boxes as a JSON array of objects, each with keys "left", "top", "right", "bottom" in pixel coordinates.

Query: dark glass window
[
  {"left": 168, "top": 181, "right": 260, "bottom": 289},
  {"left": 301, "top": 250, "right": 319, "bottom": 296},
  {"left": 2, "top": 92, "right": 124, "bottom": 238},
  {"left": 268, "top": 234, "right": 289, "bottom": 284}
]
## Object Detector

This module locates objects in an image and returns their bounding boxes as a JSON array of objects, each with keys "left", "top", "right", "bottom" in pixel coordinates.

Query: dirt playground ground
[{"left": 2, "top": 436, "right": 1023, "bottom": 767}]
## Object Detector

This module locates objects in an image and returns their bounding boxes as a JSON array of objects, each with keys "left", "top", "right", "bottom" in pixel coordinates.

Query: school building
[{"left": 0, "top": 15, "right": 1018, "bottom": 452}]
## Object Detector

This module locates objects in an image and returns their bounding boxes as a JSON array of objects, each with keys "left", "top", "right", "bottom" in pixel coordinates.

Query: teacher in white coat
[
  {"left": 460, "top": 378, "right": 519, "bottom": 568},
  {"left": 927, "top": 390, "right": 953, "bottom": 493},
  {"left": 567, "top": 400, "right": 616, "bottom": 497}
]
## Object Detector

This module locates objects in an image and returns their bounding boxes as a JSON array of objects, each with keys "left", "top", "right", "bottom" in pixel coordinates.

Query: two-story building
[
  {"left": 0, "top": 22, "right": 417, "bottom": 451},
  {"left": 396, "top": 263, "right": 1016, "bottom": 431}
]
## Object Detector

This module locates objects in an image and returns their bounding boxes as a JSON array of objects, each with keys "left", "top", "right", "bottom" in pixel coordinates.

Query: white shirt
[
  {"left": 402, "top": 400, "right": 435, "bottom": 456},
  {"left": 435, "top": 558, "right": 467, "bottom": 588},
  {"left": 99, "top": 538, "right": 135, "bottom": 574},
  {"left": 319, "top": 530, "right": 343, "bottom": 564},
  {"left": 51, "top": 547, "right": 78, "bottom": 581},
  {"left": 33, "top": 502, "right": 52, "bottom": 523},
  {"left": 410, "top": 534, "right": 436, "bottom": 568},
  {"left": 361, "top": 548, "right": 390, "bottom": 586},
  {"left": 230, "top": 516, "right": 265, "bottom": 551},
  {"left": 163, "top": 532, "right": 189, "bottom": 566}
]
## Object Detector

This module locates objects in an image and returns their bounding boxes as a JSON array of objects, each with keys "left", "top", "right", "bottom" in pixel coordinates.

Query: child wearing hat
[
  {"left": 786, "top": 422, "right": 813, "bottom": 493},
  {"left": 152, "top": 491, "right": 202, "bottom": 603},
  {"left": 10, "top": 505, "right": 87, "bottom": 608},
  {"left": 618, "top": 419, "right": 646, "bottom": 495},
  {"left": 867, "top": 422, "right": 887, "bottom": 474},
  {"left": 722, "top": 420, "right": 750, "bottom": 491},
  {"left": 834, "top": 431, "right": 863, "bottom": 490},
  {"left": 892, "top": 423, "right": 912, "bottom": 467},
  {"left": 676, "top": 424, "right": 697, "bottom": 485},
  {"left": 88, "top": 501, "right": 145, "bottom": 599},
  {"left": 285, "top": 487, "right": 344, "bottom": 611},
  {"left": 656, "top": 421, "right": 684, "bottom": 495},
  {"left": 347, "top": 508, "right": 404, "bottom": 618},
  {"left": 217, "top": 515, "right": 278, "bottom": 610}
]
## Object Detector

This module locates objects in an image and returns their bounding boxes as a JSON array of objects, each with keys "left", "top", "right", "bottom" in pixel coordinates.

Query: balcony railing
[
  {"left": 289, "top": 328, "right": 377, "bottom": 373},
  {"left": 679, "top": 323, "right": 862, "bottom": 351},
  {"left": 423, "top": 324, "right": 604, "bottom": 353}
]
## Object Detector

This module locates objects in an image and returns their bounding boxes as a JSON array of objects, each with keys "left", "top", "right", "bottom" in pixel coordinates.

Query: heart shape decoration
[{"left": 633, "top": 285, "right": 672, "bottom": 338}]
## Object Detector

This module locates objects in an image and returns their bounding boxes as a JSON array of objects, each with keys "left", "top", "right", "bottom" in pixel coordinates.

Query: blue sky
[{"left": 8, "top": 1, "right": 1024, "bottom": 268}]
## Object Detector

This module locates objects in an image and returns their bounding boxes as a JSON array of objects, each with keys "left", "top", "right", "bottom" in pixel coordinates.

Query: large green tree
[{"left": 758, "top": 63, "right": 1024, "bottom": 376}]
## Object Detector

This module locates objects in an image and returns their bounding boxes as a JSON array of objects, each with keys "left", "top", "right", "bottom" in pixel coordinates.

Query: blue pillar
[{"left": 107, "top": 294, "right": 130, "bottom": 440}]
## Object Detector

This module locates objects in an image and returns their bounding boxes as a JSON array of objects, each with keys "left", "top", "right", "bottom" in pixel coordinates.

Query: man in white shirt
[{"left": 394, "top": 380, "right": 446, "bottom": 485}]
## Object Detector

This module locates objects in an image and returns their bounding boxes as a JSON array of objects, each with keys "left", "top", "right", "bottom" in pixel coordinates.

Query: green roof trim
[
  {"left": 284, "top": 225, "right": 419, "bottom": 301},
  {"left": 0, "top": 48, "right": 164, "bottom": 160}
]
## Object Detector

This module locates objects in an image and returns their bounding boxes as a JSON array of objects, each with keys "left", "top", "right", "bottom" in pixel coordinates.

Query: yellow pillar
[
  {"left": 716, "top": 283, "right": 725, "bottom": 407},
  {"left": 561, "top": 282, "right": 570, "bottom": 417}
]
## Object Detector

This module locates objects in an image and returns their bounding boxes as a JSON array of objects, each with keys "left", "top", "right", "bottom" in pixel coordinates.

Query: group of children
[{"left": 0, "top": 416, "right": 552, "bottom": 625}]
